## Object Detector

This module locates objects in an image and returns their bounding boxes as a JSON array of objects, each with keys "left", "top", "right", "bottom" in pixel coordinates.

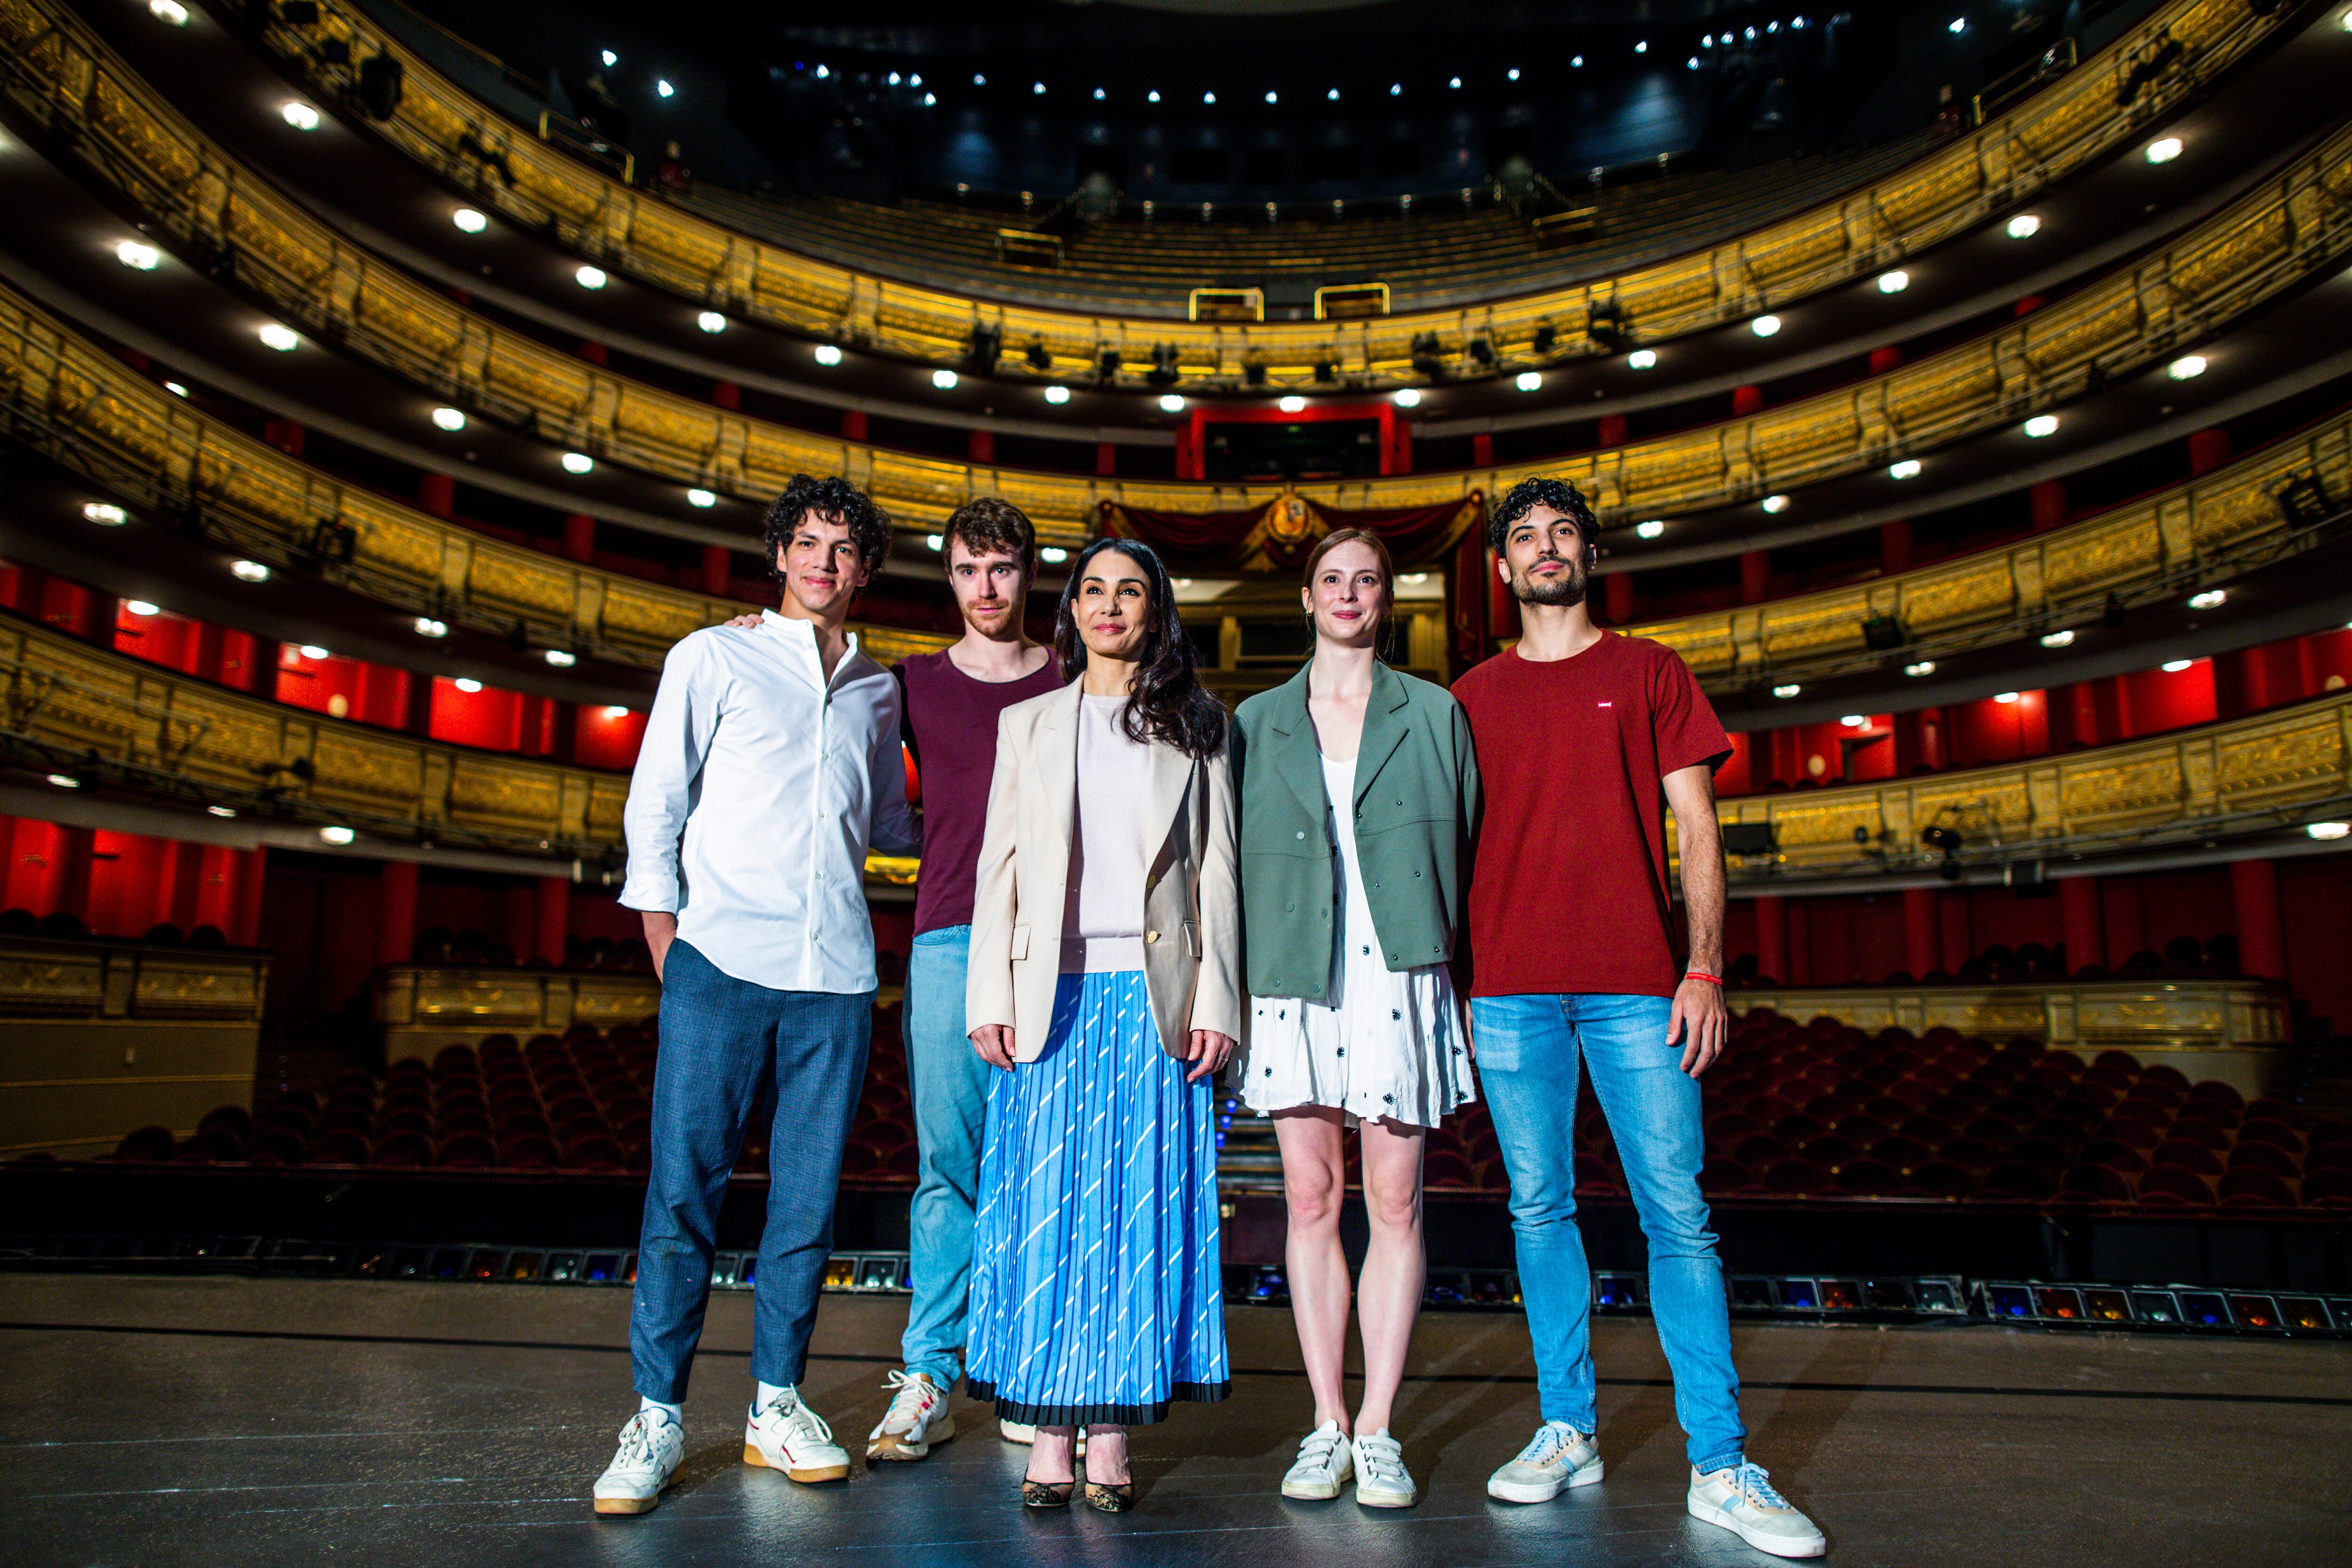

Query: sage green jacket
[{"left": 1231, "top": 661, "right": 1481, "bottom": 1001}]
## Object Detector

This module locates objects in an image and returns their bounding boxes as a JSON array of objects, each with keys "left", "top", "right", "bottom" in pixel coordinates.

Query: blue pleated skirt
[{"left": 964, "top": 970, "right": 1229, "bottom": 1425}]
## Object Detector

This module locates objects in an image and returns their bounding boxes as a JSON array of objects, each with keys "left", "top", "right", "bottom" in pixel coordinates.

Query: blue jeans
[
  {"left": 1471, "top": 992, "right": 1745, "bottom": 1472},
  {"left": 631, "top": 939, "right": 873, "bottom": 1404},
  {"left": 900, "top": 924, "right": 993, "bottom": 1390}
]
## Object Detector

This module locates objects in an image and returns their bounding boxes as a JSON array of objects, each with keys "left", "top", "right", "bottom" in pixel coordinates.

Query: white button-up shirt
[{"left": 620, "top": 610, "right": 920, "bottom": 994}]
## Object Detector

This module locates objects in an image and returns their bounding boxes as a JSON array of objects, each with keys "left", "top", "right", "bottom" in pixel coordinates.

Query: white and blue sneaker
[
  {"left": 593, "top": 1409, "right": 684, "bottom": 1515},
  {"left": 1687, "top": 1461, "right": 1826, "bottom": 1558},
  {"left": 1487, "top": 1421, "right": 1604, "bottom": 1503}
]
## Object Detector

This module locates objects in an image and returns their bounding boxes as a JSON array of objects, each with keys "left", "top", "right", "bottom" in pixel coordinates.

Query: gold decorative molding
[
  {"left": 251, "top": 0, "right": 2274, "bottom": 389},
  {"left": 0, "top": 0, "right": 2335, "bottom": 537},
  {"left": 374, "top": 964, "right": 904, "bottom": 1058}
]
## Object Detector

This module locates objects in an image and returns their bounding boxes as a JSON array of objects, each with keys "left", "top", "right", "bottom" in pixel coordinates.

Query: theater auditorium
[{"left": 1, "top": 0, "right": 2349, "bottom": 1560}]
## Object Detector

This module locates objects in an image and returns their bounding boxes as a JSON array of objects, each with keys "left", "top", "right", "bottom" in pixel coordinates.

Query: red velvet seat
[
  {"left": 2136, "top": 1165, "right": 2214, "bottom": 1205},
  {"left": 1761, "top": 1159, "right": 1828, "bottom": 1196},
  {"left": 2078, "top": 1139, "right": 2148, "bottom": 1174},
  {"left": 1801, "top": 1134, "right": 1858, "bottom": 1168},
  {"left": 2301, "top": 1167, "right": 2352, "bottom": 1205},
  {"left": 2217, "top": 1167, "right": 2295, "bottom": 1208},
  {"left": 2150, "top": 1140, "right": 2224, "bottom": 1176},
  {"left": 1902, "top": 1161, "right": 1979, "bottom": 1198},
  {"left": 2236, "top": 1120, "right": 2303, "bottom": 1153},
  {"left": 496, "top": 1133, "right": 559, "bottom": 1169},
  {"left": 302, "top": 1130, "right": 369, "bottom": 1165},
  {"left": 2060, "top": 1164, "right": 2134, "bottom": 1202},
  {"left": 2098, "top": 1116, "right": 2164, "bottom": 1151},
  {"left": 1937, "top": 1137, "right": 2002, "bottom": 1170},
  {"left": 1832, "top": 1158, "right": 1902, "bottom": 1196},
  {"left": 111, "top": 1127, "right": 175, "bottom": 1163},
  {"left": 434, "top": 1132, "right": 494, "bottom": 1168},
  {"left": 2226, "top": 1141, "right": 2298, "bottom": 1178},
  {"left": 1868, "top": 1135, "right": 1929, "bottom": 1171},
  {"left": 565, "top": 1133, "right": 626, "bottom": 1170},
  {"left": 2162, "top": 1118, "right": 2231, "bottom": 1152},
  {"left": 1982, "top": 1162, "right": 2057, "bottom": 1201}
]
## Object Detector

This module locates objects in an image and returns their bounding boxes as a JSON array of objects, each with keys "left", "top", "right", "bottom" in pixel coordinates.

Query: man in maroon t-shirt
[
  {"left": 873, "top": 500, "right": 1062, "bottom": 1457},
  {"left": 1454, "top": 479, "right": 1824, "bottom": 1558}
]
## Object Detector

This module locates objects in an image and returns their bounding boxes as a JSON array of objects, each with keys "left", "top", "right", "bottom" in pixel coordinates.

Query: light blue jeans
[
  {"left": 901, "top": 925, "right": 993, "bottom": 1390},
  {"left": 1471, "top": 992, "right": 1745, "bottom": 1472}
]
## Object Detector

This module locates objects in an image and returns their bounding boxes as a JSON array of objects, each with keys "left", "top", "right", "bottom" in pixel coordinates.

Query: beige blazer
[{"left": 965, "top": 680, "right": 1241, "bottom": 1063}]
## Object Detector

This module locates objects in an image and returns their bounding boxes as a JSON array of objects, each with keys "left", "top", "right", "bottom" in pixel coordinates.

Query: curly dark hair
[
  {"left": 1053, "top": 538, "right": 1227, "bottom": 761},
  {"left": 1489, "top": 476, "right": 1599, "bottom": 557},
  {"left": 763, "top": 474, "right": 893, "bottom": 583},
  {"left": 941, "top": 495, "right": 1036, "bottom": 575}
]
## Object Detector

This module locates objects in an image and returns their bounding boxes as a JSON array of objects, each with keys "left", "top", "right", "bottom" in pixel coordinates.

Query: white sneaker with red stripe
[
  {"left": 592, "top": 1409, "right": 683, "bottom": 1515},
  {"left": 742, "top": 1385, "right": 851, "bottom": 1483}
]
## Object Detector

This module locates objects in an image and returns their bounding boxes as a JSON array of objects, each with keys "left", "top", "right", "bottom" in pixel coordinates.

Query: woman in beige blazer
[{"left": 962, "top": 537, "right": 1240, "bottom": 1512}]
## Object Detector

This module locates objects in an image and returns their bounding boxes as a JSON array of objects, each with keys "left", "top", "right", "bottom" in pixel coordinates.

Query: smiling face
[
  {"left": 1500, "top": 501, "right": 1592, "bottom": 607},
  {"left": 1303, "top": 537, "right": 1388, "bottom": 648},
  {"left": 776, "top": 509, "right": 871, "bottom": 618},
  {"left": 1073, "top": 548, "right": 1153, "bottom": 664},
  {"left": 946, "top": 537, "right": 1029, "bottom": 638}
]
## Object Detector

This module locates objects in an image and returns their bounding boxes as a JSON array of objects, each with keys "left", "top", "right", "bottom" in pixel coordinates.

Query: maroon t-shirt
[
  {"left": 1452, "top": 632, "right": 1731, "bottom": 999},
  {"left": 897, "top": 648, "right": 1064, "bottom": 936}
]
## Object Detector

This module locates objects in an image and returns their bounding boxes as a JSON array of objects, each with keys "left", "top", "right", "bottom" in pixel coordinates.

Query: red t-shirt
[
  {"left": 897, "top": 649, "right": 1065, "bottom": 935},
  {"left": 1452, "top": 632, "right": 1731, "bottom": 999}
]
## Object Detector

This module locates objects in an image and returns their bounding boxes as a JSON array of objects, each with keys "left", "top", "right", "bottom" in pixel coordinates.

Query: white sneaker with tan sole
[
  {"left": 592, "top": 1409, "right": 683, "bottom": 1515},
  {"left": 1686, "top": 1462, "right": 1826, "bottom": 1558},
  {"left": 743, "top": 1386, "right": 851, "bottom": 1482},
  {"left": 1486, "top": 1421, "right": 1603, "bottom": 1504},
  {"left": 1279, "top": 1421, "right": 1353, "bottom": 1500},
  {"left": 1351, "top": 1429, "right": 1416, "bottom": 1508},
  {"left": 866, "top": 1370, "right": 953, "bottom": 1461}
]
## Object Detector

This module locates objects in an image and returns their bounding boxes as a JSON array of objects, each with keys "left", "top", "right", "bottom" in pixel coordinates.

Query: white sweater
[{"left": 1060, "top": 694, "right": 1154, "bottom": 972}]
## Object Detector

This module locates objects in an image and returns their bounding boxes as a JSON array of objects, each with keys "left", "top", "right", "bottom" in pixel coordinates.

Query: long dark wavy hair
[{"left": 1053, "top": 537, "right": 1227, "bottom": 760}]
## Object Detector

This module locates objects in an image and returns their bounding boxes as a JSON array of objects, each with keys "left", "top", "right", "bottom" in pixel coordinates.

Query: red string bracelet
[{"left": 1684, "top": 969, "right": 1724, "bottom": 987}]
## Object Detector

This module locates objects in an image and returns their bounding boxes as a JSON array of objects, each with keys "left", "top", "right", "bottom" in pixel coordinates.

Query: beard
[{"left": 1511, "top": 556, "right": 1588, "bottom": 607}]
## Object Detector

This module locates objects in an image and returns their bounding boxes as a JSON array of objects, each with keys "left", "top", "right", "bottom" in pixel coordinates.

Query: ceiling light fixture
[
  {"left": 165, "top": 382, "right": 188, "bottom": 397},
  {"left": 1160, "top": 393, "right": 1185, "bottom": 412},
  {"left": 258, "top": 323, "right": 299, "bottom": 351},
  {"left": 1890, "top": 459, "right": 1922, "bottom": 479},
  {"left": 2188, "top": 589, "right": 2226, "bottom": 610},
  {"left": 2006, "top": 213, "right": 2041, "bottom": 239},
  {"left": 561, "top": 452, "right": 594, "bottom": 474},
  {"left": 1772, "top": 683, "right": 1801, "bottom": 698},
  {"left": 83, "top": 501, "right": 130, "bottom": 526},
  {"left": 1905, "top": 661, "right": 1937, "bottom": 677},
  {"left": 208, "top": 805, "right": 237, "bottom": 819},
  {"left": 686, "top": 488, "right": 716, "bottom": 508},
  {"left": 544, "top": 649, "right": 577, "bottom": 667},
  {"left": 1627, "top": 348, "right": 1658, "bottom": 369},
  {"left": 1039, "top": 547, "right": 1070, "bottom": 564},
  {"left": 932, "top": 368, "right": 959, "bottom": 390},
  {"left": 1840, "top": 714, "right": 1868, "bottom": 728},
  {"left": 2307, "top": 821, "right": 2351, "bottom": 841},
  {"left": 47, "top": 773, "right": 81, "bottom": 789},
  {"left": 452, "top": 207, "right": 487, "bottom": 233},
  {"left": 1750, "top": 314, "right": 1782, "bottom": 337},
  {"left": 813, "top": 344, "right": 842, "bottom": 366},
  {"left": 1278, "top": 395, "right": 1306, "bottom": 413},
  {"left": 2161, "top": 659, "right": 2194, "bottom": 673},
  {"left": 148, "top": 0, "right": 188, "bottom": 23},
  {"left": 453, "top": 677, "right": 483, "bottom": 693},
  {"left": 601, "top": 50, "right": 617, "bottom": 67},
  {"left": 230, "top": 560, "right": 270, "bottom": 582},
  {"left": 697, "top": 310, "right": 726, "bottom": 334},
  {"left": 1635, "top": 520, "right": 1665, "bottom": 539},
  {"left": 1392, "top": 387, "right": 1422, "bottom": 407},
  {"left": 2040, "top": 629, "right": 2075, "bottom": 649},
  {"left": 603, "top": 705, "right": 631, "bottom": 719},
  {"left": 575, "top": 265, "right": 608, "bottom": 289},
  {"left": 1877, "top": 269, "right": 1909, "bottom": 293},
  {"left": 2023, "top": 414, "right": 2059, "bottom": 438},
  {"left": 1515, "top": 371, "right": 1542, "bottom": 391},
  {"left": 318, "top": 826, "right": 356, "bottom": 845},
  {"left": 2168, "top": 354, "right": 2207, "bottom": 380},
  {"left": 299, "top": 644, "right": 330, "bottom": 660},
  {"left": 1761, "top": 494, "right": 1790, "bottom": 513},
  {"left": 125, "top": 600, "right": 159, "bottom": 617},
  {"left": 413, "top": 618, "right": 447, "bottom": 637},
  {"left": 431, "top": 406, "right": 466, "bottom": 432},
  {"left": 924, "top": 533, "right": 945, "bottom": 552},
  {"left": 1043, "top": 384, "right": 1071, "bottom": 404},
  {"left": 280, "top": 102, "right": 320, "bottom": 130},
  {"left": 2145, "top": 136, "right": 2182, "bottom": 164},
  {"left": 1994, "top": 691, "right": 2020, "bottom": 704},
  {"left": 116, "top": 240, "right": 161, "bottom": 270}
]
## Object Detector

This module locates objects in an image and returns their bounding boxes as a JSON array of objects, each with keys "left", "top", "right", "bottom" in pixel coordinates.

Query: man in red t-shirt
[{"left": 1454, "top": 478, "right": 1824, "bottom": 1559}]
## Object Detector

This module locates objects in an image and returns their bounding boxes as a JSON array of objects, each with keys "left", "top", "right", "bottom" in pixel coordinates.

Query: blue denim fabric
[
  {"left": 1470, "top": 991, "right": 1746, "bottom": 1472},
  {"left": 631, "top": 939, "right": 873, "bottom": 1403},
  {"left": 899, "top": 924, "right": 993, "bottom": 1389}
]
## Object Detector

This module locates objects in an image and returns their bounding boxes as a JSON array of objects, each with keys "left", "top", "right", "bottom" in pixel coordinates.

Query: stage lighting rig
[
  {"left": 1409, "top": 333, "right": 1447, "bottom": 380},
  {"left": 1145, "top": 343, "right": 1181, "bottom": 387}
]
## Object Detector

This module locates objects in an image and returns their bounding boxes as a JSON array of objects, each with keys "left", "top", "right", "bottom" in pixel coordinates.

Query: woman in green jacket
[{"left": 1230, "top": 527, "right": 1481, "bottom": 1511}]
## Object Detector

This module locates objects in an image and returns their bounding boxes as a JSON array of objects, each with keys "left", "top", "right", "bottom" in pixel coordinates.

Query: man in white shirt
[{"left": 593, "top": 474, "right": 920, "bottom": 1516}]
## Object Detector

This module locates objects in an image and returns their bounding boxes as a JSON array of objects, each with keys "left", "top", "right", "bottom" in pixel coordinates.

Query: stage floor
[{"left": 3, "top": 1275, "right": 2348, "bottom": 1566}]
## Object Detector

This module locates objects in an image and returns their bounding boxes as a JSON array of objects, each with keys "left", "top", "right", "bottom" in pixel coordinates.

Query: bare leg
[
  {"left": 1274, "top": 1107, "right": 1353, "bottom": 1434},
  {"left": 1083, "top": 1423, "right": 1130, "bottom": 1484},
  {"left": 1353, "top": 1117, "right": 1427, "bottom": 1437},
  {"left": 1027, "top": 1425, "right": 1077, "bottom": 1484}
]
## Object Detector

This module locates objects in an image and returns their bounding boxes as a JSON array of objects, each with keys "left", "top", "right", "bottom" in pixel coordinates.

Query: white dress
[{"left": 1240, "top": 751, "right": 1475, "bottom": 1128}]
